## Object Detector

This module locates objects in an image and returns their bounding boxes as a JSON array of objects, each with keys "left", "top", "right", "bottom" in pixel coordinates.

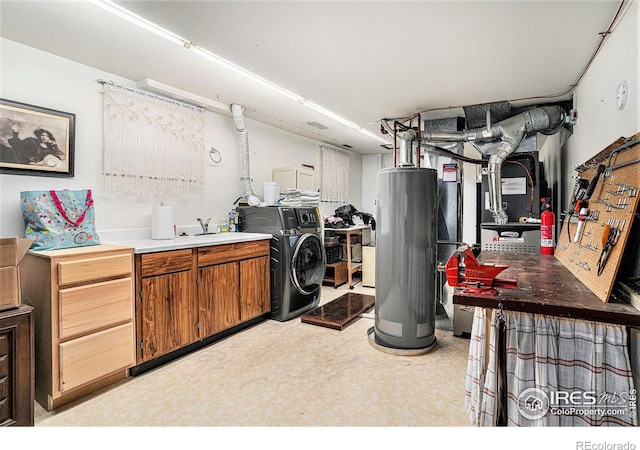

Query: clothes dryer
[{"left": 238, "top": 206, "right": 325, "bottom": 321}]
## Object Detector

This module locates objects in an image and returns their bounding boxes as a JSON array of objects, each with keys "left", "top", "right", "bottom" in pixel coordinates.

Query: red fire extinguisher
[{"left": 540, "top": 202, "right": 555, "bottom": 255}]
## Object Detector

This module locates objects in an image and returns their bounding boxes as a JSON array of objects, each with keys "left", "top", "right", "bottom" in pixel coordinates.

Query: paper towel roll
[{"left": 152, "top": 206, "right": 174, "bottom": 240}]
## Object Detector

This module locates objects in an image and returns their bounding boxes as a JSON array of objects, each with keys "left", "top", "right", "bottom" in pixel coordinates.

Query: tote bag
[{"left": 20, "top": 189, "right": 100, "bottom": 251}]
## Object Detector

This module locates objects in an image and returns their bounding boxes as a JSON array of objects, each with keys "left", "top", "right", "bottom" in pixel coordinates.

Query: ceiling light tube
[
  {"left": 91, "top": 0, "right": 188, "bottom": 47},
  {"left": 188, "top": 47, "right": 304, "bottom": 103},
  {"left": 305, "top": 101, "right": 388, "bottom": 144},
  {"left": 93, "top": 0, "right": 388, "bottom": 145}
]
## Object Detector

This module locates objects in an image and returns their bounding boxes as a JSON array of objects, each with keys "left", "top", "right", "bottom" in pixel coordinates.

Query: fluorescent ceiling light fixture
[
  {"left": 93, "top": 0, "right": 388, "bottom": 145},
  {"left": 91, "top": 0, "right": 187, "bottom": 46},
  {"left": 188, "top": 46, "right": 304, "bottom": 103}
]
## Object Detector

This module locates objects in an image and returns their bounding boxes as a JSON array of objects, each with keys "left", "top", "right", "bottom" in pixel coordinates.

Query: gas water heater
[{"left": 368, "top": 166, "right": 438, "bottom": 354}]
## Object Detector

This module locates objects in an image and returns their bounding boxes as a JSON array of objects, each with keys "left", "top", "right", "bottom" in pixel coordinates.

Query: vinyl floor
[{"left": 32, "top": 281, "right": 472, "bottom": 428}]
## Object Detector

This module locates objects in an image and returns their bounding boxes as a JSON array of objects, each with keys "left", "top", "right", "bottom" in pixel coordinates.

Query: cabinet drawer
[
  {"left": 59, "top": 322, "right": 134, "bottom": 392},
  {"left": 59, "top": 278, "right": 133, "bottom": 340},
  {"left": 141, "top": 249, "right": 193, "bottom": 277},
  {"left": 198, "top": 240, "right": 270, "bottom": 267},
  {"left": 57, "top": 253, "right": 132, "bottom": 286}
]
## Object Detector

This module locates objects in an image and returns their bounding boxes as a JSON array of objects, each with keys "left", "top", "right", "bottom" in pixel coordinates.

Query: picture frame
[{"left": 0, "top": 98, "right": 75, "bottom": 177}]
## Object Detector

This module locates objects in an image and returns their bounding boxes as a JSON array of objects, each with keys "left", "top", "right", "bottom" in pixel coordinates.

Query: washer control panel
[{"left": 296, "top": 207, "right": 319, "bottom": 228}]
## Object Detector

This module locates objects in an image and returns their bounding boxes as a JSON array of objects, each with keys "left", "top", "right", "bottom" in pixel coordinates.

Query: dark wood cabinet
[
  {"left": 137, "top": 249, "right": 197, "bottom": 363},
  {"left": 199, "top": 262, "right": 240, "bottom": 336},
  {"left": 197, "top": 242, "right": 270, "bottom": 334},
  {"left": 0, "top": 305, "right": 34, "bottom": 427},
  {"left": 240, "top": 256, "right": 270, "bottom": 321},
  {"left": 135, "top": 240, "right": 270, "bottom": 367}
]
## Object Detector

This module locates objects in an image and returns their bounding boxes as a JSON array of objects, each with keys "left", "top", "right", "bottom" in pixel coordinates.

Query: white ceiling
[{"left": 0, "top": 0, "right": 628, "bottom": 154}]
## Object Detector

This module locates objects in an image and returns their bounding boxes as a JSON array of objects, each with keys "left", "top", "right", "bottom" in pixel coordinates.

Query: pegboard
[{"left": 555, "top": 132, "right": 640, "bottom": 302}]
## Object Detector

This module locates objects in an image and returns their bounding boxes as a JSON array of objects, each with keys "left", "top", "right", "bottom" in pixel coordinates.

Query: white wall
[
  {"left": 557, "top": 1, "right": 639, "bottom": 207},
  {"left": 0, "top": 38, "right": 362, "bottom": 237}
]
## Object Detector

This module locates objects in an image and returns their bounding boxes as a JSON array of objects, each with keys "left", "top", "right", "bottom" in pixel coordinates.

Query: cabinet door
[
  {"left": 0, "top": 307, "right": 34, "bottom": 426},
  {"left": 140, "top": 271, "right": 196, "bottom": 362},
  {"left": 240, "top": 256, "right": 270, "bottom": 321},
  {"left": 198, "top": 262, "right": 240, "bottom": 337}
]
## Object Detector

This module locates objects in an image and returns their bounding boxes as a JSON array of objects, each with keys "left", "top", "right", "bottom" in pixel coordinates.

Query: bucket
[{"left": 262, "top": 182, "right": 280, "bottom": 205}]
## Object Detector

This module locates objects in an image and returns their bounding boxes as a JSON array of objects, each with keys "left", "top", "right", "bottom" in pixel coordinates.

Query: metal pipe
[{"left": 419, "top": 105, "right": 565, "bottom": 223}]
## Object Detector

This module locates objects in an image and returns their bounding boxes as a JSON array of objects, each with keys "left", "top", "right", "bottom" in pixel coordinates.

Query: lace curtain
[
  {"left": 102, "top": 83, "right": 205, "bottom": 201},
  {"left": 320, "top": 144, "right": 349, "bottom": 203}
]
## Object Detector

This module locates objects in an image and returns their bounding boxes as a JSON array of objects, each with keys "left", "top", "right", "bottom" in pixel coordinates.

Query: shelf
[{"left": 323, "top": 261, "right": 347, "bottom": 288}]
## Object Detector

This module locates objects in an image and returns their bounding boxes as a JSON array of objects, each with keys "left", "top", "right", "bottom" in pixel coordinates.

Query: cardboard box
[{"left": 0, "top": 238, "right": 33, "bottom": 311}]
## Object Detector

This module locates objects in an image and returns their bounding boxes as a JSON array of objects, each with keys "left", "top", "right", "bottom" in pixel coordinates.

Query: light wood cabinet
[
  {"left": 20, "top": 245, "right": 136, "bottom": 411},
  {"left": 272, "top": 166, "right": 314, "bottom": 191},
  {"left": 134, "top": 239, "right": 270, "bottom": 369}
]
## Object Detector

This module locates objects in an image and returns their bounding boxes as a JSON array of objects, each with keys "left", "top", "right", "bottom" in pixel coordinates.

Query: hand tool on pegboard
[
  {"left": 565, "top": 177, "right": 589, "bottom": 240},
  {"left": 572, "top": 164, "right": 605, "bottom": 244},
  {"left": 596, "top": 221, "right": 623, "bottom": 276},
  {"left": 555, "top": 132, "right": 640, "bottom": 302}
]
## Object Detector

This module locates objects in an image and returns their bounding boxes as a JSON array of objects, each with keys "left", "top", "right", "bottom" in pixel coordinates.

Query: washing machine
[{"left": 238, "top": 206, "right": 326, "bottom": 321}]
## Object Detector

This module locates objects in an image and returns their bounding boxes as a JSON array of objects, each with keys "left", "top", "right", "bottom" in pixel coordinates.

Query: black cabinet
[{"left": 0, "top": 305, "right": 34, "bottom": 426}]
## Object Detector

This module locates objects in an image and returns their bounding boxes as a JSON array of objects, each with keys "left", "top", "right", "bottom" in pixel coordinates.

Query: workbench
[
  {"left": 453, "top": 251, "right": 639, "bottom": 427},
  {"left": 453, "top": 251, "right": 640, "bottom": 327}
]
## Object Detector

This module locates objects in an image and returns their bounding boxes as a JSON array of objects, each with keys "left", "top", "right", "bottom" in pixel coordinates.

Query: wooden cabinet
[
  {"left": 136, "top": 249, "right": 197, "bottom": 363},
  {"left": 135, "top": 239, "right": 270, "bottom": 367},
  {"left": 199, "top": 262, "right": 240, "bottom": 335},
  {"left": 20, "top": 245, "right": 136, "bottom": 411},
  {"left": 323, "top": 262, "right": 347, "bottom": 288},
  {"left": 197, "top": 241, "right": 270, "bottom": 334},
  {"left": 0, "top": 305, "right": 34, "bottom": 427},
  {"left": 272, "top": 166, "right": 314, "bottom": 191},
  {"left": 240, "top": 256, "right": 270, "bottom": 321},
  {"left": 326, "top": 225, "right": 369, "bottom": 289}
]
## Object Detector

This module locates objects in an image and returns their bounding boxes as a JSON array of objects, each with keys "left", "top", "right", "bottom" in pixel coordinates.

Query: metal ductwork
[{"left": 418, "top": 105, "right": 566, "bottom": 224}]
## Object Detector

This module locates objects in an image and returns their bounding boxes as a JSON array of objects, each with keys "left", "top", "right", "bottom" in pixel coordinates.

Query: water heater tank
[{"left": 369, "top": 167, "right": 438, "bottom": 353}]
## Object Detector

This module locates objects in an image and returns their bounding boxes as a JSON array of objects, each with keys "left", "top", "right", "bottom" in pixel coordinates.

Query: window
[{"left": 320, "top": 144, "right": 349, "bottom": 203}]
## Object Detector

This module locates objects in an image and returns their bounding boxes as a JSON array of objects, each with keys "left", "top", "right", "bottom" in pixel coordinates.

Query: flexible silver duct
[
  {"left": 416, "top": 105, "right": 565, "bottom": 224},
  {"left": 231, "top": 104, "right": 261, "bottom": 206}
]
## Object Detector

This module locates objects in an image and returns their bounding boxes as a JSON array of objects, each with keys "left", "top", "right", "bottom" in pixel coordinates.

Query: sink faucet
[{"left": 197, "top": 218, "right": 211, "bottom": 234}]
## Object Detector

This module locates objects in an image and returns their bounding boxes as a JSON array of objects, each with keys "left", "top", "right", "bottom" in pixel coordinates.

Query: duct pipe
[
  {"left": 231, "top": 104, "right": 260, "bottom": 206},
  {"left": 397, "top": 129, "right": 417, "bottom": 167},
  {"left": 417, "top": 105, "right": 565, "bottom": 223},
  {"left": 487, "top": 107, "right": 564, "bottom": 223}
]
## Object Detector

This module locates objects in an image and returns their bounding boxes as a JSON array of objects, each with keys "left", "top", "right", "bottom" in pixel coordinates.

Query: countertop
[{"left": 103, "top": 231, "right": 272, "bottom": 254}]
